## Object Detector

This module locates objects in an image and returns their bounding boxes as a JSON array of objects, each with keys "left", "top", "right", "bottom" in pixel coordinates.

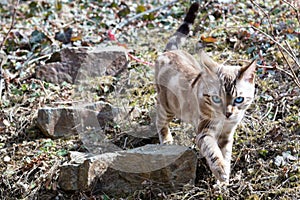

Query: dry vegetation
[{"left": 0, "top": 0, "right": 299, "bottom": 199}]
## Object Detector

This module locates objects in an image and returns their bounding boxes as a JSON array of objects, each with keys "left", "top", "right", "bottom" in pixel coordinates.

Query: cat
[{"left": 155, "top": 2, "right": 256, "bottom": 183}]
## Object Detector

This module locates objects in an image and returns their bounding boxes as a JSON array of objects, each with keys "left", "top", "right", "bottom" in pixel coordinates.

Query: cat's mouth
[
  {"left": 224, "top": 114, "right": 240, "bottom": 123},
  {"left": 225, "top": 112, "right": 232, "bottom": 118},
  {"left": 213, "top": 114, "right": 235, "bottom": 121}
]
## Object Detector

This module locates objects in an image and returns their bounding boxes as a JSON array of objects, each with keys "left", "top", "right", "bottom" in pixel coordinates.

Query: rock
[
  {"left": 58, "top": 144, "right": 197, "bottom": 196},
  {"left": 36, "top": 102, "right": 160, "bottom": 154},
  {"left": 37, "top": 102, "right": 157, "bottom": 139},
  {"left": 36, "top": 101, "right": 113, "bottom": 138},
  {"left": 35, "top": 62, "right": 73, "bottom": 84},
  {"left": 36, "top": 102, "right": 157, "bottom": 154},
  {"left": 36, "top": 46, "right": 128, "bottom": 84}
]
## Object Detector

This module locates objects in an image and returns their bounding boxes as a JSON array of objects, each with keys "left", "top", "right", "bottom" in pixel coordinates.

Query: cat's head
[{"left": 196, "top": 50, "right": 256, "bottom": 121}]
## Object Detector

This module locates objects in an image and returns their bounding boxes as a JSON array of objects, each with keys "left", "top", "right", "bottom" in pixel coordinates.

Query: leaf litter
[{"left": 0, "top": 0, "right": 299, "bottom": 199}]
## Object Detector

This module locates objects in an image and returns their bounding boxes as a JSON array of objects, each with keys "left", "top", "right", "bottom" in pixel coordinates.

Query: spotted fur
[{"left": 155, "top": 3, "right": 256, "bottom": 183}]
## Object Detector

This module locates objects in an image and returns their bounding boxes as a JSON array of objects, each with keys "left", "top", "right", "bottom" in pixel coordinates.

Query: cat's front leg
[
  {"left": 156, "top": 104, "right": 174, "bottom": 144},
  {"left": 196, "top": 133, "right": 228, "bottom": 182},
  {"left": 219, "top": 137, "right": 234, "bottom": 183}
]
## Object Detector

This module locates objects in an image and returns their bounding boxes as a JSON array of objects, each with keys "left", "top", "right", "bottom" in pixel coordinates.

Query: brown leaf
[
  {"left": 70, "top": 35, "right": 82, "bottom": 42},
  {"left": 250, "top": 21, "right": 260, "bottom": 28},
  {"left": 200, "top": 35, "right": 217, "bottom": 43}
]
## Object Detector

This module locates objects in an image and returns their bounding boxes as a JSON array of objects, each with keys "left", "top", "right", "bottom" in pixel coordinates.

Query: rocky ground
[{"left": 0, "top": 0, "right": 299, "bottom": 199}]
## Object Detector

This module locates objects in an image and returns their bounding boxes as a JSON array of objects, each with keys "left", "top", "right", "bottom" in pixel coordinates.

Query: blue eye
[
  {"left": 234, "top": 97, "right": 244, "bottom": 103},
  {"left": 212, "top": 96, "right": 222, "bottom": 104}
]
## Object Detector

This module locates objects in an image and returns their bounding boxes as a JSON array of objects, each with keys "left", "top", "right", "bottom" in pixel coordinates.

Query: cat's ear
[
  {"left": 239, "top": 60, "right": 257, "bottom": 84},
  {"left": 199, "top": 50, "right": 219, "bottom": 73}
]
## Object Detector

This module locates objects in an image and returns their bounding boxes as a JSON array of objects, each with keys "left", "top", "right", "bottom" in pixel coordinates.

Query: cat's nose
[{"left": 225, "top": 112, "right": 232, "bottom": 118}]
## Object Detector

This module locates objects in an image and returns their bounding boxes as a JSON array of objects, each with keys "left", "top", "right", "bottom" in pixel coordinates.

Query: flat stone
[
  {"left": 58, "top": 145, "right": 197, "bottom": 196},
  {"left": 35, "top": 62, "right": 73, "bottom": 83},
  {"left": 36, "top": 46, "right": 128, "bottom": 84},
  {"left": 36, "top": 101, "right": 113, "bottom": 138},
  {"left": 37, "top": 102, "right": 156, "bottom": 139},
  {"left": 36, "top": 102, "right": 160, "bottom": 155}
]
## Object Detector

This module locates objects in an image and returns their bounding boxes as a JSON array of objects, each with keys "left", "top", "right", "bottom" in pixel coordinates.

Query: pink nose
[{"left": 225, "top": 112, "right": 232, "bottom": 118}]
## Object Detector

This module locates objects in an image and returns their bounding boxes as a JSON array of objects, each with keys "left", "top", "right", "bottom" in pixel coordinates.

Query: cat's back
[{"left": 155, "top": 50, "right": 200, "bottom": 81}]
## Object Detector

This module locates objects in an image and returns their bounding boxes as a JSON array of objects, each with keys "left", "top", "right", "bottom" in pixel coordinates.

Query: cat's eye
[
  {"left": 211, "top": 95, "right": 222, "bottom": 104},
  {"left": 234, "top": 97, "right": 244, "bottom": 104}
]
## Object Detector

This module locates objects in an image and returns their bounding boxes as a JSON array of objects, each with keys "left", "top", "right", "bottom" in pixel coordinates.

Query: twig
[
  {"left": 252, "top": 25, "right": 299, "bottom": 66},
  {"left": 0, "top": 52, "right": 7, "bottom": 100},
  {"left": 0, "top": 0, "right": 19, "bottom": 50},
  {"left": 128, "top": 53, "right": 154, "bottom": 67},
  {"left": 284, "top": 40, "right": 299, "bottom": 66},
  {"left": 250, "top": 0, "right": 274, "bottom": 33},
  {"left": 112, "top": 0, "right": 179, "bottom": 33},
  {"left": 251, "top": 26, "right": 298, "bottom": 63},
  {"left": 251, "top": 25, "right": 300, "bottom": 87},
  {"left": 274, "top": 65, "right": 293, "bottom": 77},
  {"left": 0, "top": 0, "right": 19, "bottom": 101},
  {"left": 276, "top": 175, "right": 296, "bottom": 189},
  {"left": 272, "top": 105, "right": 278, "bottom": 121},
  {"left": 250, "top": 0, "right": 300, "bottom": 88},
  {"left": 228, "top": 59, "right": 276, "bottom": 69},
  {"left": 259, "top": 102, "right": 273, "bottom": 122},
  {"left": 276, "top": 41, "right": 300, "bottom": 87},
  {"left": 281, "top": 0, "right": 300, "bottom": 24}
]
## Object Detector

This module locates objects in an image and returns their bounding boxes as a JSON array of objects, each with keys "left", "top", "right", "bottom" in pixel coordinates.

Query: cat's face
[
  {"left": 204, "top": 78, "right": 255, "bottom": 121},
  {"left": 197, "top": 51, "right": 256, "bottom": 121}
]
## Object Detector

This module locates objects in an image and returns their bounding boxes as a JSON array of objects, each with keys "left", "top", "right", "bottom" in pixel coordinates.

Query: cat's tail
[{"left": 165, "top": 2, "right": 199, "bottom": 51}]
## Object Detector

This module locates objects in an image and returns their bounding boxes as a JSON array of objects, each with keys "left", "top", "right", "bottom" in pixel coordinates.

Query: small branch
[
  {"left": 265, "top": 93, "right": 298, "bottom": 103},
  {"left": 259, "top": 102, "right": 273, "bottom": 123},
  {"left": 275, "top": 65, "right": 293, "bottom": 77},
  {"left": 250, "top": 0, "right": 274, "bottom": 33},
  {"left": 230, "top": 59, "right": 276, "bottom": 69},
  {"left": 251, "top": 25, "right": 300, "bottom": 87},
  {"left": 250, "top": 0, "right": 300, "bottom": 89},
  {"left": 0, "top": 52, "right": 7, "bottom": 101},
  {"left": 0, "top": 0, "right": 19, "bottom": 101},
  {"left": 251, "top": 26, "right": 299, "bottom": 66},
  {"left": 277, "top": 45, "right": 300, "bottom": 88},
  {"left": 128, "top": 53, "right": 154, "bottom": 67},
  {"left": 281, "top": 0, "right": 300, "bottom": 24},
  {"left": 256, "top": 63, "right": 275, "bottom": 69},
  {"left": 112, "top": 0, "right": 179, "bottom": 33},
  {"left": 284, "top": 40, "right": 299, "bottom": 67},
  {"left": 0, "top": 0, "right": 19, "bottom": 50}
]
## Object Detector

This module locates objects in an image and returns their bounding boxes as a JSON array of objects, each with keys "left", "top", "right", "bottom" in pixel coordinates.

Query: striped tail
[{"left": 165, "top": 2, "right": 200, "bottom": 51}]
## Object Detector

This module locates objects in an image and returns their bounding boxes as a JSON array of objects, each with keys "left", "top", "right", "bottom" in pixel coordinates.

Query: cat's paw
[
  {"left": 210, "top": 162, "right": 229, "bottom": 183},
  {"left": 219, "top": 174, "right": 229, "bottom": 183},
  {"left": 212, "top": 170, "right": 228, "bottom": 182},
  {"left": 161, "top": 137, "right": 174, "bottom": 145},
  {"left": 160, "top": 133, "right": 174, "bottom": 145},
  {"left": 213, "top": 180, "right": 229, "bottom": 193},
  {"left": 216, "top": 178, "right": 230, "bottom": 186}
]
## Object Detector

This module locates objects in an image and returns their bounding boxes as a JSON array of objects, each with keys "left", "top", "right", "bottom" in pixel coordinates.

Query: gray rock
[
  {"left": 35, "top": 62, "right": 73, "bottom": 84},
  {"left": 36, "top": 102, "right": 160, "bottom": 154},
  {"left": 37, "top": 102, "right": 157, "bottom": 140},
  {"left": 36, "top": 46, "right": 128, "bottom": 84},
  {"left": 58, "top": 144, "right": 197, "bottom": 195},
  {"left": 36, "top": 101, "right": 113, "bottom": 138}
]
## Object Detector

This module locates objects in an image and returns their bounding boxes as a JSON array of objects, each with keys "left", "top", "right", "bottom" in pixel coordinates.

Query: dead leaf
[
  {"left": 200, "top": 35, "right": 217, "bottom": 43},
  {"left": 250, "top": 21, "right": 260, "bottom": 28},
  {"left": 70, "top": 35, "right": 82, "bottom": 42}
]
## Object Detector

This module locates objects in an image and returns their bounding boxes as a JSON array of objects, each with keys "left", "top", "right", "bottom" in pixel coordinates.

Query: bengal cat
[{"left": 155, "top": 2, "right": 256, "bottom": 183}]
